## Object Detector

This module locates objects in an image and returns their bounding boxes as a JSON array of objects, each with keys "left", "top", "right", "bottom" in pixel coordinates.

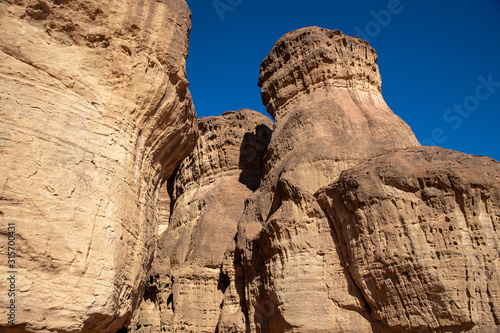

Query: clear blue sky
[{"left": 184, "top": 0, "right": 500, "bottom": 161}]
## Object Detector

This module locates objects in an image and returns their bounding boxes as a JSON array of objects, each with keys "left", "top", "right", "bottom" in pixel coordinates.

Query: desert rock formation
[
  {"left": 230, "top": 27, "right": 420, "bottom": 333},
  {"left": 257, "top": 27, "right": 419, "bottom": 193},
  {"left": 1, "top": 1, "right": 499, "bottom": 331},
  {"left": 317, "top": 147, "right": 500, "bottom": 332},
  {"left": 130, "top": 110, "right": 272, "bottom": 332},
  {"left": 0, "top": 0, "right": 196, "bottom": 332},
  {"left": 127, "top": 26, "right": 500, "bottom": 333}
]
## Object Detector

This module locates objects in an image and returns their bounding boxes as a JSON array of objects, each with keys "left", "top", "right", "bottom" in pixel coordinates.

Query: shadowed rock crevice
[
  {"left": 238, "top": 124, "right": 272, "bottom": 191},
  {"left": 217, "top": 271, "right": 231, "bottom": 293},
  {"left": 130, "top": 109, "right": 274, "bottom": 332}
]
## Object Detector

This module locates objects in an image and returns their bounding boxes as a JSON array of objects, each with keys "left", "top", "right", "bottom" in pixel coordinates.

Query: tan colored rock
[
  {"left": 130, "top": 110, "right": 273, "bottom": 332},
  {"left": 0, "top": 0, "right": 196, "bottom": 332},
  {"left": 235, "top": 178, "right": 378, "bottom": 333},
  {"left": 217, "top": 250, "right": 248, "bottom": 333},
  {"left": 258, "top": 26, "right": 419, "bottom": 195},
  {"left": 232, "top": 26, "right": 420, "bottom": 332},
  {"left": 166, "top": 110, "right": 272, "bottom": 266},
  {"left": 157, "top": 184, "right": 172, "bottom": 236},
  {"left": 317, "top": 146, "right": 500, "bottom": 332}
]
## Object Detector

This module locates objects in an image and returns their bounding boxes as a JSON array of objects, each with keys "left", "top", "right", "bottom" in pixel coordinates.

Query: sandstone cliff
[
  {"left": 130, "top": 110, "right": 272, "bottom": 332},
  {"left": 2, "top": 3, "right": 499, "bottom": 331},
  {"left": 231, "top": 27, "right": 420, "bottom": 333},
  {"left": 317, "top": 147, "right": 500, "bottom": 332},
  {"left": 0, "top": 0, "right": 196, "bottom": 332},
  {"left": 127, "top": 26, "right": 500, "bottom": 333}
]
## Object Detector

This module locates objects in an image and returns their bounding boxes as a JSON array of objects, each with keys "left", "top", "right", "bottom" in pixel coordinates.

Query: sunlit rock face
[
  {"left": 317, "top": 146, "right": 500, "bottom": 332},
  {"left": 257, "top": 26, "right": 420, "bottom": 195},
  {"left": 230, "top": 27, "right": 420, "bottom": 332},
  {"left": 2, "top": 2, "right": 500, "bottom": 330},
  {"left": 0, "top": 0, "right": 196, "bottom": 331}
]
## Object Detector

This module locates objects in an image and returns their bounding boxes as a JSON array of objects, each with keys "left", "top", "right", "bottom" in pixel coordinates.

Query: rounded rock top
[{"left": 258, "top": 26, "right": 382, "bottom": 118}]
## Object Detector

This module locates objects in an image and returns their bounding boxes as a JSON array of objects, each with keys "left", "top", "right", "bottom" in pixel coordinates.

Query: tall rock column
[
  {"left": 233, "top": 27, "right": 420, "bottom": 332},
  {"left": 0, "top": 0, "right": 197, "bottom": 332}
]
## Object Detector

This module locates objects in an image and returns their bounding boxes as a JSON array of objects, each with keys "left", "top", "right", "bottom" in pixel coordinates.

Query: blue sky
[{"left": 184, "top": 0, "right": 500, "bottom": 161}]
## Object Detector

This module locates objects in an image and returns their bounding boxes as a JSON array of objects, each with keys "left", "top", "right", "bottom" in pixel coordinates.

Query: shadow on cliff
[{"left": 238, "top": 124, "right": 272, "bottom": 191}]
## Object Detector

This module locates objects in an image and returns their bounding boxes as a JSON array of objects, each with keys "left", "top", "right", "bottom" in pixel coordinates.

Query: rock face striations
[
  {"left": 1, "top": 4, "right": 499, "bottom": 332},
  {"left": 230, "top": 27, "right": 421, "bottom": 333},
  {"left": 130, "top": 110, "right": 273, "bottom": 332},
  {"left": 317, "top": 147, "right": 500, "bottom": 332},
  {"left": 0, "top": 0, "right": 196, "bottom": 332}
]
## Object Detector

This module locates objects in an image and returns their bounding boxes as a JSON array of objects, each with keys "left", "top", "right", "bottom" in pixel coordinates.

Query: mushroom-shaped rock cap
[{"left": 259, "top": 27, "right": 382, "bottom": 119}]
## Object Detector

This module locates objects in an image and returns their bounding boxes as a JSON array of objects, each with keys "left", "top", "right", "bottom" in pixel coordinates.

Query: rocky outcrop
[
  {"left": 256, "top": 27, "right": 419, "bottom": 194},
  {"left": 317, "top": 146, "right": 500, "bottom": 332},
  {"left": 138, "top": 25, "right": 500, "bottom": 333},
  {"left": 0, "top": 0, "right": 196, "bottom": 332},
  {"left": 2, "top": 2, "right": 499, "bottom": 329},
  {"left": 227, "top": 27, "right": 420, "bottom": 332},
  {"left": 130, "top": 110, "right": 273, "bottom": 332}
]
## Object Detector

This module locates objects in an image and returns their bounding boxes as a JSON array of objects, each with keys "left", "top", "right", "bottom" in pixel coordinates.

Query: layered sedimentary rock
[
  {"left": 0, "top": 0, "right": 196, "bottom": 332},
  {"left": 228, "top": 27, "right": 420, "bottom": 332},
  {"left": 257, "top": 27, "right": 419, "bottom": 193},
  {"left": 2, "top": 1, "right": 499, "bottom": 329},
  {"left": 130, "top": 110, "right": 273, "bottom": 332},
  {"left": 317, "top": 147, "right": 500, "bottom": 332}
]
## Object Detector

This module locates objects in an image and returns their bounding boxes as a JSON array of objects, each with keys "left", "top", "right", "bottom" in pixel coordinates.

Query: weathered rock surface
[
  {"left": 258, "top": 27, "right": 419, "bottom": 193},
  {"left": 2, "top": 2, "right": 499, "bottom": 329},
  {"left": 130, "top": 110, "right": 273, "bottom": 332},
  {"left": 228, "top": 27, "right": 420, "bottom": 332},
  {"left": 0, "top": 0, "right": 196, "bottom": 332},
  {"left": 317, "top": 146, "right": 500, "bottom": 332}
]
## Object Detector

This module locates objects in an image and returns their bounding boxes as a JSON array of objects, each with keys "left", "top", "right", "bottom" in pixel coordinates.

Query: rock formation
[
  {"left": 317, "top": 147, "right": 500, "bottom": 332},
  {"left": 127, "top": 25, "right": 423, "bottom": 333},
  {"left": 1, "top": 1, "right": 499, "bottom": 330},
  {"left": 0, "top": 0, "right": 196, "bottom": 332},
  {"left": 129, "top": 26, "right": 500, "bottom": 333},
  {"left": 230, "top": 27, "right": 420, "bottom": 333},
  {"left": 130, "top": 110, "right": 272, "bottom": 332},
  {"left": 257, "top": 27, "right": 419, "bottom": 193}
]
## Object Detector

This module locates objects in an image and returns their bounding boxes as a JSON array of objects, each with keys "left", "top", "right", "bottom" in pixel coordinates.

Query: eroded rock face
[
  {"left": 317, "top": 147, "right": 500, "bottom": 332},
  {"left": 257, "top": 27, "right": 419, "bottom": 194},
  {"left": 0, "top": 0, "right": 196, "bottom": 332},
  {"left": 3, "top": 5, "right": 499, "bottom": 330},
  {"left": 230, "top": 27, "right": 420, "bottom": 332},
  {"left": 259, "top": 27, "right": 381, "bottom": 119},
  {"left": 130, "top": 110, "right": 273, "bottom": 332}
]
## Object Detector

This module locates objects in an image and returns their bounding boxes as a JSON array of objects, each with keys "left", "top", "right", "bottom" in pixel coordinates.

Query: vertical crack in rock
[{"left": 130, "top": 110, "right": 273, "bottom": 332}]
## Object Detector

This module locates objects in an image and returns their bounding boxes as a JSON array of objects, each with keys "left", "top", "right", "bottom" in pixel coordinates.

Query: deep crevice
[{"left": 238, "top": 124, "right": 272, "bottom": 191}]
